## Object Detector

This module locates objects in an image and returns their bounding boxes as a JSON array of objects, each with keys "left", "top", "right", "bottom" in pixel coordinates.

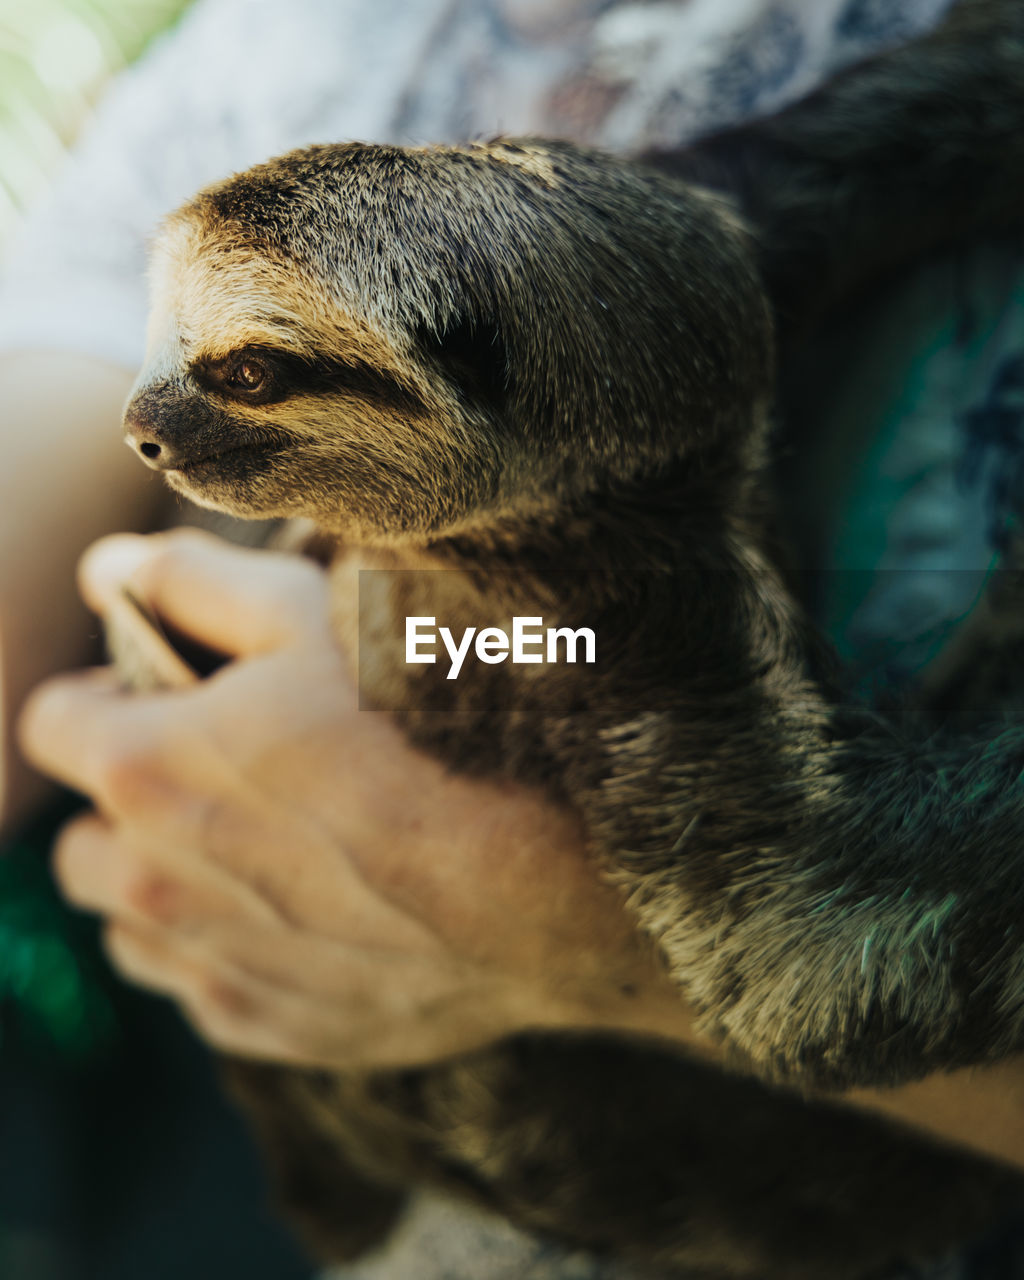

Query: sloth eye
[{"left": 228, "top": 358, "right": 268, "bottom": 391}]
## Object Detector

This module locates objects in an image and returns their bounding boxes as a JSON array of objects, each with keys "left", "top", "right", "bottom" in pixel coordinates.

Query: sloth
[{"left": 115, "top": 0, "right": 1024, "bottom": 1275}]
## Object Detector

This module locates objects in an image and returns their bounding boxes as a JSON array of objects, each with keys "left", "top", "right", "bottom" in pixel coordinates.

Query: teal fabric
[{"left": 803, "top": 239, "right": 1024, "bottom": 686}]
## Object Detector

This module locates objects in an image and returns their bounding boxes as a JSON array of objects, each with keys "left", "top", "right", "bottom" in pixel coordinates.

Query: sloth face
[
  {"left": 124, "top": 218, "right": 510, "bottom": 540},
  {"left": 124, "top": 140, "right": 772, "bottom": 542}
]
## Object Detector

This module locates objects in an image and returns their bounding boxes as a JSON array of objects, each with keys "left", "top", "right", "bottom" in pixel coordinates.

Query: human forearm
[
  {"left": 841, "top": 1060, "right": 1024, "bottom": 1173},
  {"left": 621, "top": 993, "right": 1024, "bottom": 1173},
  {"left": 0, "top": 352, "right": 163, "bottom": 837},
  {"left": 611, "top": 969, "right": 1024, "bottom": 1173}
]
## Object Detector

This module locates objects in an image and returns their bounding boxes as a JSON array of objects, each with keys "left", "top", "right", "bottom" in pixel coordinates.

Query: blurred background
[
  {"left": 0, "top": 0, "right": 186, "bottom": 240},
  {"left": 0, "top": 4, "right": 313, "bottom": 1277}
]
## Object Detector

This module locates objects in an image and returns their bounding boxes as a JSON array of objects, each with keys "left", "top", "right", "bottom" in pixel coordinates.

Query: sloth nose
[{"left": 123, "top": 411, "right": 188, "bottom": 471}]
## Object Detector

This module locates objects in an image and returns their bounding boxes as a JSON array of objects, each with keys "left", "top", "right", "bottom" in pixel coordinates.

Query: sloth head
[{"left": 124, "top": 139, "right": 772, "bottom": 543}]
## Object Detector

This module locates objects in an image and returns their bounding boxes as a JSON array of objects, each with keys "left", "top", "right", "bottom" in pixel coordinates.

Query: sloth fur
[{"left": 119, "top": 0, "right": 1024, "bottom": 1274}]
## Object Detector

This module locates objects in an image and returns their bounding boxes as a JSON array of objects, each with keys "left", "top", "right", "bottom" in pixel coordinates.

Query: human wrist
[{"left": 528, "top": 954, "right": 711, "bottom": 1058}]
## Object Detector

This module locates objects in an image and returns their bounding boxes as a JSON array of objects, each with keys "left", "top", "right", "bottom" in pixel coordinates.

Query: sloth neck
[
  {"left": 341, "top": 450, "right": 819, "bottom": 697},
  {"left": 420, "top": 456, "right": 783, "bottom": 607}
]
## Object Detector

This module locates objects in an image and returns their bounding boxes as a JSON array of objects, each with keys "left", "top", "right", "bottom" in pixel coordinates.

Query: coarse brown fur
[{"left": 117, "top": 1, "right": 1024, "bottom": 1274}]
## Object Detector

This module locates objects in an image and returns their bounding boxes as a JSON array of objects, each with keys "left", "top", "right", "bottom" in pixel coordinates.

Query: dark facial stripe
[{"left": 192, "top": 346, "right": 427, "bottom": 416}]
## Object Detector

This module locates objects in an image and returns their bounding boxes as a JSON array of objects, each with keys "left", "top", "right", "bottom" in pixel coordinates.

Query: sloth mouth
[{"left": 173, "top": 438, "right": 290, "bottom": 479}]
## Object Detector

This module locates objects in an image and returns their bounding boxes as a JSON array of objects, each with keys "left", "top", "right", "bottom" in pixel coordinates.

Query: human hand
[
  {"left": 18, "top": 529, "right": 698, "bottom": 1069},
  {"left": 23, "top": 530, "right": 1024, "bottom": 1179}
]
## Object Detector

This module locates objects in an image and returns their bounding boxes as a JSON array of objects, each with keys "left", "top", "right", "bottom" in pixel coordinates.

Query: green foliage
[{"left": 0, "top": 0, "right": 192, "bottom": 238}]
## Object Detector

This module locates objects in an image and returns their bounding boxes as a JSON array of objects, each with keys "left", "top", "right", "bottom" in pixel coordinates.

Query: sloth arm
[
  {"left": 0, "top": 353, "right": 163, "bottom": 838},
  {"left": 14, "top": 528, "right": 1024, "bottom": 1176}
]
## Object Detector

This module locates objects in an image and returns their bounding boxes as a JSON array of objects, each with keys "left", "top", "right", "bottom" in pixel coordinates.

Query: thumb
[{"left": 79, "top": 528, "right": 332, "bottom": 659}]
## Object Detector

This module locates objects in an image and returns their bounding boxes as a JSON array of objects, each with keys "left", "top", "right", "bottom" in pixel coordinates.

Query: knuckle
[
  {"left": 96, "top": 744, "right": 165, "bottom": 813},
  {"left": 195, "top": 970, "right": 251, "bottom": 1022},
  {"left": 124, "top": 870, "right": 186, "bottom": 928}
]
